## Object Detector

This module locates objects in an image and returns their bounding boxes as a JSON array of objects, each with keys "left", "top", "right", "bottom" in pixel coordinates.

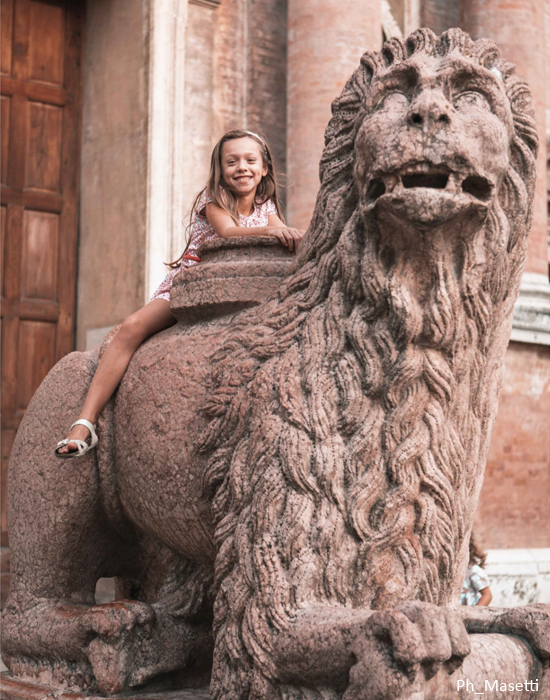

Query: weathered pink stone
[
  {"left": 0, "top": 674, "right": 210, "bottom": 699},
  {"left": 1, "top": 28, "right": 548, "bottom": 700}
]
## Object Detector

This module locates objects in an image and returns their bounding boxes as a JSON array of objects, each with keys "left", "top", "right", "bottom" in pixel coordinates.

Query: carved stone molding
[
  {"left": 145, "top": 0, "right": 188, "bottom": 301},
  {"left": 511, "top": 272, "right": 550, "bottom": 345},
  {"left": 486, "top": 548, "right": 550, "bottom": 607},
  {"left": 189, "top": 0, "right": 220, "bottom": 7}
]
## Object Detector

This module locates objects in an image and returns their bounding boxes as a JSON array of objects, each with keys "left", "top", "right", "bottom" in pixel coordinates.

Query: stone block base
[{"left": 0, "top": 675, "right": 211, "bottom": 700}]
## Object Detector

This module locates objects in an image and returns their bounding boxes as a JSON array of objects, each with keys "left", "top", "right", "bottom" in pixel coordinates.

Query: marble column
[{"left": 286, "top": 0, "right": 382, "bottom": 230}]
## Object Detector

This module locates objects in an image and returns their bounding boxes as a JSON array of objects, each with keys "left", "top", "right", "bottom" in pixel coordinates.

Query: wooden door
[{"left": 0, "top": 0, "right": 84, "bottom": 574}]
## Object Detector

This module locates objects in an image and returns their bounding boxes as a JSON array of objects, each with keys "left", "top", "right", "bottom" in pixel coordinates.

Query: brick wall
[
  {"left": 420, "top": 0, "right": 459, "bottom": 35},
  {"left": 474, "top": 342, "right": 550, "bottom": 549},
  {"left": 247, "top": 0, "right": 287, "bottom": 186},
  {"left": 214, "top": 0, "right": 287, "bottom": 207}
]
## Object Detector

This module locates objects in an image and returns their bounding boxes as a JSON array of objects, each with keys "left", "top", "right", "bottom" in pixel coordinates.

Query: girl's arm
[
  {"left": 476, "top": 587, "right": 492, "bottom": 606},
  {"left": 206, "top": 204, "right": 305, "bottom": 251}
]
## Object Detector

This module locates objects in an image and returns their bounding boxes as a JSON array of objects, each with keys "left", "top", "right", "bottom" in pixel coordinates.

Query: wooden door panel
[
  {"left": 12, "top": 0, "right": 31, "bottom": 81},
  {"left": 29, "top": 0, "right": 65, "bottom": 86},
  {"left": 8, "top": 94, "right": 29, "bottom": 190},
  {"left": 22, "top": 210, "right": 59, "bottom": 300},
  {"left": 1, "top": 205, "right": 6, "bottom": 297},
  {"left": 2, "top": 204, "right": 23, "bottom": 301},
  {"left": 1, "top": 0, "right": 83, "bottom": 558},
  {"left": 1, "top": 317, "right": 20, "bottom": 428},
  {"left": 26, "top": 101, "right": 63, "bottom": 192},
  {"left": 1, "top": 0, "right": 14, "bottom": 77},
  {"left": 16, "top": 320, "right": 57, "bottom": 410},
  {"left": 1, "top": 96, "right": 10, "bottom": 184},
  {"left": 1, "top": 427, "right": 14, "bottom": 546},
  {"left": 1, "top": 203, "right": 23, "bottom": 430}
]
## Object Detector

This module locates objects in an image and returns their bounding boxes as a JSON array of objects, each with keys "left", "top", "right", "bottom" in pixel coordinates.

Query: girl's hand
[{"left": 267, "top": 226, "right": 305, "bottom": 251}]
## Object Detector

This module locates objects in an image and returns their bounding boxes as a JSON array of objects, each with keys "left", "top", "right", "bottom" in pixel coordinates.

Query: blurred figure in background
[{"left": 460, "top": 532, "right": 493, "bottom": 606}]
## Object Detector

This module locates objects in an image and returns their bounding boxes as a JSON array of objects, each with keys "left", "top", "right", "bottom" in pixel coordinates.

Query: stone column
[
  {"left": 286, "top": 0, "right": 382, "bottom": 230},
  {"left": 460, "top": 0, "right": 548, "bottom": 280},
  {"left": 78, "top": 0, "right": 152, "bottom": 349},
  {"left": 181, "top": 0, "right": 219, "bottom": 254},
  {"left": 213, "top": 0, "right": 287, "bottom": 193},
  {"left": 421, "top": 0, "right": 459, "bottom": 36},
  {"left": 461, "top": 0, "right": 550, "bottom": 345},
  {"left": 145, "top": 0, "right": 188, "bottom": 302}
]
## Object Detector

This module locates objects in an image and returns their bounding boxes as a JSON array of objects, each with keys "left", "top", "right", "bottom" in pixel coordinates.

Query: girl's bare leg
[{"left": 57, "top": 299, "right": 175, "bottom": 453}]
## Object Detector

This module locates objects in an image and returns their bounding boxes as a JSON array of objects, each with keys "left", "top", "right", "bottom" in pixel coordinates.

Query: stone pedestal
[
  {"left": 170, "top": 237, "right": 294, "bottom": 323},
  {"left": 0, "top": 675, "right": 210, "bottom": 700}
]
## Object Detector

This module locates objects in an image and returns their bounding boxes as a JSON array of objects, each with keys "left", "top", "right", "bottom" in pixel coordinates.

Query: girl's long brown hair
[
  {"left": 168, "top": 130, "right": 284, "bottom": 269},
  {"left": 469, "top": 532, "right": 488, "bottom": 568}
]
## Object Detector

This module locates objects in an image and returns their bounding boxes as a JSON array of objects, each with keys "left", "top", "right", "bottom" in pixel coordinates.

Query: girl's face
[{"left": 220, "top": 137, "right": 268, "bottom": 197}]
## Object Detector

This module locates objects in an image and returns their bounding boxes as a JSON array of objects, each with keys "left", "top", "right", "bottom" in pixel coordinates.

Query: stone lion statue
[{"left": 2, "top": 28, "right": 548, "bottom": 700}]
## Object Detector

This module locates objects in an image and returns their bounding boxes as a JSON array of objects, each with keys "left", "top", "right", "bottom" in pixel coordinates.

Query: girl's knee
[{"left": 119, "top": 313, "right": 147, "bottom": 346}]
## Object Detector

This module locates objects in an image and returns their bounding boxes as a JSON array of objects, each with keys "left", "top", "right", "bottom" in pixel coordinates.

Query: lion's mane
[{"left": 199, "top": 28, "right": 537, "bottom": 699}]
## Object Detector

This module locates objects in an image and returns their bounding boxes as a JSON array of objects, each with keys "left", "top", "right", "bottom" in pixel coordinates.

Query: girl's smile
[{"left": 221, "top": 137, "right": 268, "bottom": 201}]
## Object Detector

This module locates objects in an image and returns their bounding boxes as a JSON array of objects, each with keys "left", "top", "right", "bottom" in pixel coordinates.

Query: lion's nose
[{"left": 407, "top": 90, "right": 451, "bottom": 130}]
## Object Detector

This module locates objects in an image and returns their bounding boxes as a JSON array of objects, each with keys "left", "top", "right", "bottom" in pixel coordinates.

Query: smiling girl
[{"left": 56, "top": 129, "right": 303, "bottom": 458}]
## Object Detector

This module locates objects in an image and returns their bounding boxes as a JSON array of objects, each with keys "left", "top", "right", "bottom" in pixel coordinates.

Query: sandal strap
[
  {"left": 70, "top": 419, "right": 98, "bottom": 448},
  {"left": 70, "top": 418, "right": 96, "bottom": 434},
  {"left": 69, "top": 439, "right": 89, "bottom": 455}
]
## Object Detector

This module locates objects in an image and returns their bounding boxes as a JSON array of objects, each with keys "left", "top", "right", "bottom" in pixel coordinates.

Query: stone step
[{"left": 0, "top": 674, "right": 211, "bottom": 700}]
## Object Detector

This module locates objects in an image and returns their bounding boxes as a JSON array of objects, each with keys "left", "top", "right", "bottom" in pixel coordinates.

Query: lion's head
[{"left": 201, "top": 28, "right": 538, "bottom": 699}]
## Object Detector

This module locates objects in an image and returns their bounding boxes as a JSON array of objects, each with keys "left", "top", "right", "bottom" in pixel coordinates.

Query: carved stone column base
[
  {"left": 0, "top": 675, "right": 211, "bottom": 700},
  {"left": 511, "top": 272, "right": 550, "bottom": 345}
]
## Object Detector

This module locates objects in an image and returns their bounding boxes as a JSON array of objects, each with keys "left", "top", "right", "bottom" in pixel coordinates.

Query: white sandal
[{"left": 55, "top": 419, "right": 98, "bottom": 459}]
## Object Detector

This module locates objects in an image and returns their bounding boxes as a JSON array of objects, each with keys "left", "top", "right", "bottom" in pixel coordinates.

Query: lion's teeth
[{"left": 383, "top": 174, "right": 400, "bottom": 192}]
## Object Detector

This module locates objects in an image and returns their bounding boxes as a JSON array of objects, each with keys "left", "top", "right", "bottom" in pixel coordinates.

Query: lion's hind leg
[
  {"left": 108, "top": 538, "right": 214, "bottom": 691},
  {"left": 0, "top": 349, "right": 148, "bottom": 693}
]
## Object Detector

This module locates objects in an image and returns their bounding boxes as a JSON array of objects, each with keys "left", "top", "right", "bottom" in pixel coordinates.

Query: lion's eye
[
  {"left": 376, "top": 91, "right": 409, "bottom": 111},
  {"left": 453, "top": 90, "right": 491, "bottom": 110}
]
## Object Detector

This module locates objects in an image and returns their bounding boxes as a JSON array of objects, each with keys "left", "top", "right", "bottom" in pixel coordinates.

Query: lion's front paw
[
  {"left": 86, "top": 601, "right": 156, "bottom": 695},
  {"left": 344, "top": 602, "right": 470, "bottom": 700}
]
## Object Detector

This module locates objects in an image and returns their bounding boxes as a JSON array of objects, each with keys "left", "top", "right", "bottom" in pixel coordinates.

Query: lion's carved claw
[{"left": 343, "top": 603, "right": 470, "bottom": 700}]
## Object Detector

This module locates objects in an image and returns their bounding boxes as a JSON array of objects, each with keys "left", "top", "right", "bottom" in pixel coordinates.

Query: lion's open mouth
[
  {"left": 366, "top": 163, "right": 492, "bottom": 205},
  {"left": 402, "top": 172, "right": 449, "bottom": 189}
]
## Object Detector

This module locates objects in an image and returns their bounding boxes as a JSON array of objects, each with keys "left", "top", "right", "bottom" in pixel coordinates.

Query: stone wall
[
  {"left": 485, "top": 549, "right": 550, "bottom": 607},
  {"left": 414, "top": 0, "right": 550, "bottom": 560},
  {"left": 77, "top": 0, "right": 149, "bottom": 351},
  {"left": 181, "top": 2, "right": 217, "bottom": 248},
  {"left": 213, "top": 0, "right": 287, "bottom": 199},
  {"left": 77, "top": 0, "right": 288, "bottom": 350},
  {"left": 247, "top": 0, "right": 288, "bottom": 184},
  {"left": 475, "top": 342, "right": 550, "bottom": 549},
  {"left": 286, "top": 0, "right": 382, "bottom": 230}
]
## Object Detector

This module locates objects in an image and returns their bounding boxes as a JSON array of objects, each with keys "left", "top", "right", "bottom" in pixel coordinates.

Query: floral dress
[
  {"left": 460, "top": 564, "right": 490, "bottom": 606},
  {"left": 150, "top": 192, "right": 277, "bottom": 302}
]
